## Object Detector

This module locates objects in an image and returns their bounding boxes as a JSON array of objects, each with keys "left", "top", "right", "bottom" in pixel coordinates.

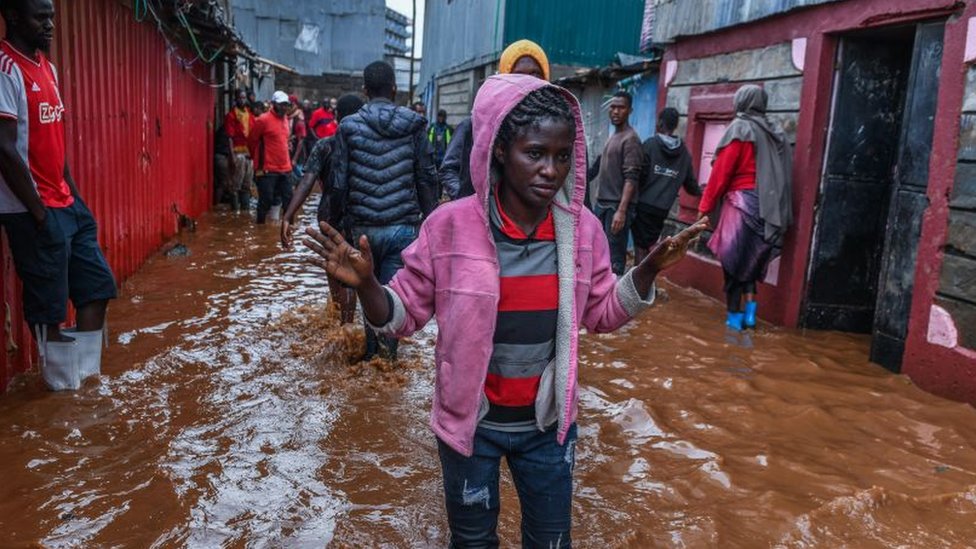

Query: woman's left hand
[
  {"left": 632, "top": 217, "right": 710, "bottom": 295},
  {"left": 645, "top": 216, "right": 709, "bottom": 272}
]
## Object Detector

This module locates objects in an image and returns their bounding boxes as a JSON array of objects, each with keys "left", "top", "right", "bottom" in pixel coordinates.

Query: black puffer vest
[{"left": 342, "top": 99, "right": 427, "bottom": 226}]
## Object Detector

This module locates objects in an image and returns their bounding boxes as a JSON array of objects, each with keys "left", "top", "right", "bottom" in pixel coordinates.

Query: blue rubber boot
[
  {"left": 726, "top": 312, "right": 745, "bottom": 331},
  {"left": 744, "top": 301, "right": 758, "bottom": 329}
]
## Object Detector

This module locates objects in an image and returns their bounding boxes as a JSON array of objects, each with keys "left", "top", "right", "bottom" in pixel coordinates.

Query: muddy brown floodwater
[{"left": 1, "top": 200, "right": 976, "bottom": 548}]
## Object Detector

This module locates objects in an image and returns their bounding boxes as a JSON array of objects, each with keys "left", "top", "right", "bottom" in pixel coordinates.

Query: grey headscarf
[{"left": 715, "top": 85, "right": 793, "bottom": 246}]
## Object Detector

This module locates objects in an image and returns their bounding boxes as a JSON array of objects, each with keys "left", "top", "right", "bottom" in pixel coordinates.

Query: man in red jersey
[
  {"left": 307, "top": 96, "right": 337, "bottom": 140},
  {"left": 0, "top": 0, "right": 117, "bottom": 390}
]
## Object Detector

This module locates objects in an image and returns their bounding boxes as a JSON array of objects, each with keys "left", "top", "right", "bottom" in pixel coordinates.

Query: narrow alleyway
[{"left": 1, "top": 201, "right": 975, "bottom": 548}]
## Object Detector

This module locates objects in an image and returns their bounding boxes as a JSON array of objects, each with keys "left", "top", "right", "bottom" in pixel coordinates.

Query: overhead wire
[
  {"left": 135, "top": 0, "right": 235, "bottom": 88},
  {"left": 174, "top": 6, "right": 225, "bottom": 64},
  {"left": 134, "top": 0, "right": 149, "bottom": 22}
]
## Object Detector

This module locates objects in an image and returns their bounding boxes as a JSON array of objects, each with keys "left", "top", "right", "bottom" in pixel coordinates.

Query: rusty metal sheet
[{"left": 1, "top": 0, "right": 216, "bottom": 391}]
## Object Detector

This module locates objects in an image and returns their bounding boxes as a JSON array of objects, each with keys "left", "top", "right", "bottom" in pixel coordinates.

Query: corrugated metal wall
[
  {"left": 1, "top": 0, "right": 215, "bottom": 391},
  {"left": 418, "top": 0, "right": 505, "bottom": 93},
  {"left": 503, "top": 0, "right": 645, "bottom": 67},
  {"left": 229, "top": 0, "right": 386, "bottom": 77},
  {"left": 628, "top": 73, "right": 660, "bottom": 143},
  {"left": 653, "top": 0, "right": 847, "bottom": 43}
]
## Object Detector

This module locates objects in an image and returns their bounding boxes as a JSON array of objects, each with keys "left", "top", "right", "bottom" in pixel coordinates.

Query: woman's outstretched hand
[
  {"left": 632, "top": 217, "right": 710, "bottom": 296},
  {"left": 303, "top": 221, "right": 376, "bottom": 289},
  {"left": 304, "top": 222, "right": 392, "bottom": 326},
  {"left": 646, "top": 216, "right": 710, "bottom": 272}
]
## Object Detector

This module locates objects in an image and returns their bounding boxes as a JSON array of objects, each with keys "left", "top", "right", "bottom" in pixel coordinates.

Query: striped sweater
[{"left": 481, "top": 193, "right": 558, "bottom": 432}]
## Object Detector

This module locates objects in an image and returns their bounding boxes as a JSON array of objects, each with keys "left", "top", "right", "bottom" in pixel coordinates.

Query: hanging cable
[
  {"left": 174, "top": 7, "right": 225, "bottom": 64},
  {"left": 134, "top": 0, "right": 148, "bottom": 22}
]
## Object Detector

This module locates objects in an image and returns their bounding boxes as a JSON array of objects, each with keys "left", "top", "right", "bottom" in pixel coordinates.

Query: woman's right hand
[{"left": 303, "top": 222, "right": 376, "bottom": 289}]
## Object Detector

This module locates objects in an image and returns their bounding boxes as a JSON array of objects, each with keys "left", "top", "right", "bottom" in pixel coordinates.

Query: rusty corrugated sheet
[
  {"left": 652, "top": 0, "right": 848, "bottom": 43},
  {"left": 1, "top": 0, "right": 215, "bottom": 391}
]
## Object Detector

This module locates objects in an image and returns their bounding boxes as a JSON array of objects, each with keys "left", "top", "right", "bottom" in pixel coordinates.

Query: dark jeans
[
  {"left": 0, "top": 200, "right": 117, "bottom": 325},
  {"left": 631, "top": 203, "right": 669, "bottom": 250},
  {"left": 438, "top": 424, "right": 577, "bottom": 548},
  {"left": 350, "top": 224, "right": 418, "bottom": 360},
  {"left": 256, "top": 172, "right": 292, "bottom": 224},
  {"left": 595, "top": 202, "right": 631, "bottom": 276}
]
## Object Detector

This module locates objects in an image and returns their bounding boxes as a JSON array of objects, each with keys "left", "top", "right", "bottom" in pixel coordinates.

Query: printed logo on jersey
[
  {"left": 39, "top": 102, "right": 64, "bottom": 124},
  {"left": 31, "top": 82, "right": 40, "bottom": 92}
]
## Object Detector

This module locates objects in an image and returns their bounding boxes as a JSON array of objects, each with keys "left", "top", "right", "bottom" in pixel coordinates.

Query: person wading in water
[{"left": 304, "top": 74, "right": 707, "bottom": 547}]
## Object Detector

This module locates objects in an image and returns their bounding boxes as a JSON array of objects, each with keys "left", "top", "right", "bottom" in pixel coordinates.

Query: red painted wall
[
  {"left": 0, "top": 0, "right": 215, "bottom": 391},
  {"left": 659, "top": 0, "right": 976, "bottom": 403}
]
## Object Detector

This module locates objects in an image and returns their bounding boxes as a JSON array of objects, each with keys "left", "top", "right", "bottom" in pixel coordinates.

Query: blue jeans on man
[
  {"left": 595, "top": 202, "right": 632, "bottom": 276},
  {"left": 350, "top": 224, "right": 418, "bottom": 360},
  {"left": 438, "top": 424, "right": 577, "bottom": 548}
]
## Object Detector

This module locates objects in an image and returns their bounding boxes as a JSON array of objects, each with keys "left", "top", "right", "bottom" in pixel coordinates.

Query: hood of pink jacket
[{"left": 468, "top": 74, "right": 588, "bottom": 220}]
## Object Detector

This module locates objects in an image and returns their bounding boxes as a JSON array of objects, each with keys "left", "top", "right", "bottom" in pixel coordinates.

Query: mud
[{"left": 1, "top": 200, "right": 975, "bottom": 547}]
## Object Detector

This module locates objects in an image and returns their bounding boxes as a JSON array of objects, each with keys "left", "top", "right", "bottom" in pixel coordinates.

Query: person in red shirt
[
  {"left": 221, "top": 89, "right": 255, "bottom": 211},
  {"left": 698, "top": 85, "right": 793, "bottom": 331},
  {"left": 307, "top": 98, "right": 337, "bottom": 140},
  {"left": 248, "top": 90, "right": 293, "bottom": 224},
  {"left": 0, "top": 0, "right": 117, "bottom": 390}
]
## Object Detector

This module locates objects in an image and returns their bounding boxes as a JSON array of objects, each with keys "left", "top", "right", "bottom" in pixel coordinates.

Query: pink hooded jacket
[{"left": 372, "top": 74, "right": 655, "bottom": 456}]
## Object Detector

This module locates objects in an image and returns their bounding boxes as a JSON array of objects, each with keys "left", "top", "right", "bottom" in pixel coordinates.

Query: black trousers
[
  {"left": 255, "top": 172, "right": 292, "bottom": 224},
  {"left": 724, "top": 270, "right": 757, "bottom": 313}
]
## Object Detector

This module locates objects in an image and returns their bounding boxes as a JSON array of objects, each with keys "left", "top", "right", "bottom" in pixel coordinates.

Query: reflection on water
[{"left": 1, "top": 200, "right": 975, "bottom": 547}]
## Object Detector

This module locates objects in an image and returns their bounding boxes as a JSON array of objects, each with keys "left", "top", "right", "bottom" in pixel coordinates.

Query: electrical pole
[{"left": 408, "top": 0, "right": 416, "bottom": 102}]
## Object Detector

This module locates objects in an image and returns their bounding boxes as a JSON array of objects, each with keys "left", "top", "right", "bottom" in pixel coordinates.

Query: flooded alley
[{"left": 1, "top": 203, "right": 975, "bottom": 548}]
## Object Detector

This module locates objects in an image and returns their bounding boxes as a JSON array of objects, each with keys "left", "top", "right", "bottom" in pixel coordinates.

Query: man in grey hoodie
[
  {"left": 331, "top": 60, "right": 438, "bottom": 360},
  {"left": 632, "top": 107, "right": 701, "bottom": 265}
]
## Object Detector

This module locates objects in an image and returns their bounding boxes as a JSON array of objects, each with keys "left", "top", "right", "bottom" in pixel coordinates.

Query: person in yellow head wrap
[
  {"left": 440, "top": 40, "right": 551, "bottom": 199},
  {"left": 497, "top": 39, "right": 550, "bottom": 81}
]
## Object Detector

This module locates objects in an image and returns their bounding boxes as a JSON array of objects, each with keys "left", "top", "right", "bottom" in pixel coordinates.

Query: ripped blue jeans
[{"left": 437, "top": 424, "right": 577, "bottom": 548}]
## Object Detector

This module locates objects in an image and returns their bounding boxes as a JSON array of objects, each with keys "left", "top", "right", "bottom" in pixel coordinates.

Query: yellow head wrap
[{"left": 498, "top": 39, "right": 551, "bottom": 82}]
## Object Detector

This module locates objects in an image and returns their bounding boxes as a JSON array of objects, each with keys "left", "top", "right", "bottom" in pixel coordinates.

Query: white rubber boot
[
  {"left": 36, "top": 326, "right": 80, "bottom": 391},
  {"left": 64, "top": 327, "right": 103, "bottom": 381}
]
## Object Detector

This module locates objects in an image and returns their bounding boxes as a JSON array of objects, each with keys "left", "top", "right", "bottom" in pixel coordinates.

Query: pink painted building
[{"left": 652, "top": 0, "right": 976, "bottom": 404}]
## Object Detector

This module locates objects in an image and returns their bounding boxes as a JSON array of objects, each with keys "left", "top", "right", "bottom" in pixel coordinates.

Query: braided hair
[{"left": 494, "top": 86, "right": 576, "bottom": 154}]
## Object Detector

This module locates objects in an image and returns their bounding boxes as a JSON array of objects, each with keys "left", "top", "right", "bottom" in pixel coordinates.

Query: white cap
[{"left": 271, "top": 90, "right": 289, "bottom": 104}]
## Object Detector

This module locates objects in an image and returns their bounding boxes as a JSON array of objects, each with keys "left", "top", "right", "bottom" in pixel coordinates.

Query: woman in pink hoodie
[{"left": 306, "top": 74, "right": 706, "bottom": 547}]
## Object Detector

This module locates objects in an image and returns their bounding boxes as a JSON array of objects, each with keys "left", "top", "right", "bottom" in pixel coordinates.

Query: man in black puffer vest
[{"left": 331, "top": 60, "right": 438, "bottom": 360}]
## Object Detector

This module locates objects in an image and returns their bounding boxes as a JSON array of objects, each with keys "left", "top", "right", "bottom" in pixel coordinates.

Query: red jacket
[{"left": 699, "top": 139, "right": 756, "bottom": 214}]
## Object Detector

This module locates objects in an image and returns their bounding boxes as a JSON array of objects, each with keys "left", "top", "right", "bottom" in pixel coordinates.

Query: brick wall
[{"left": 939, "top": 66, "right": 976, "bottom": 349}]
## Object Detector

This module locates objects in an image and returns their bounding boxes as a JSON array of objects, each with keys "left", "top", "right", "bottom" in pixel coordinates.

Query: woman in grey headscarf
[{"left": 697, "top": 85, "right": 793, "bottom": 331}]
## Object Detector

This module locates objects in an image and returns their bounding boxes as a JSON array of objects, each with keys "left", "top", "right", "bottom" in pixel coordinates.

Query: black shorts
[
  {"left": 631, "top": 204, "right": 669, "bottom": 249},
  {"left": 0, "top": 200, "right": 117, "bottom": 325}
]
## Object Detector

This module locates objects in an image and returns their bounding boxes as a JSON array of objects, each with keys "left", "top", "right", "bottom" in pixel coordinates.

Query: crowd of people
[
  {"left": 0, "top": 0, "right": 792, "bottom": 543},
  {"left": 220, "top": 40, "right": 791, "bottom": 342}
]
